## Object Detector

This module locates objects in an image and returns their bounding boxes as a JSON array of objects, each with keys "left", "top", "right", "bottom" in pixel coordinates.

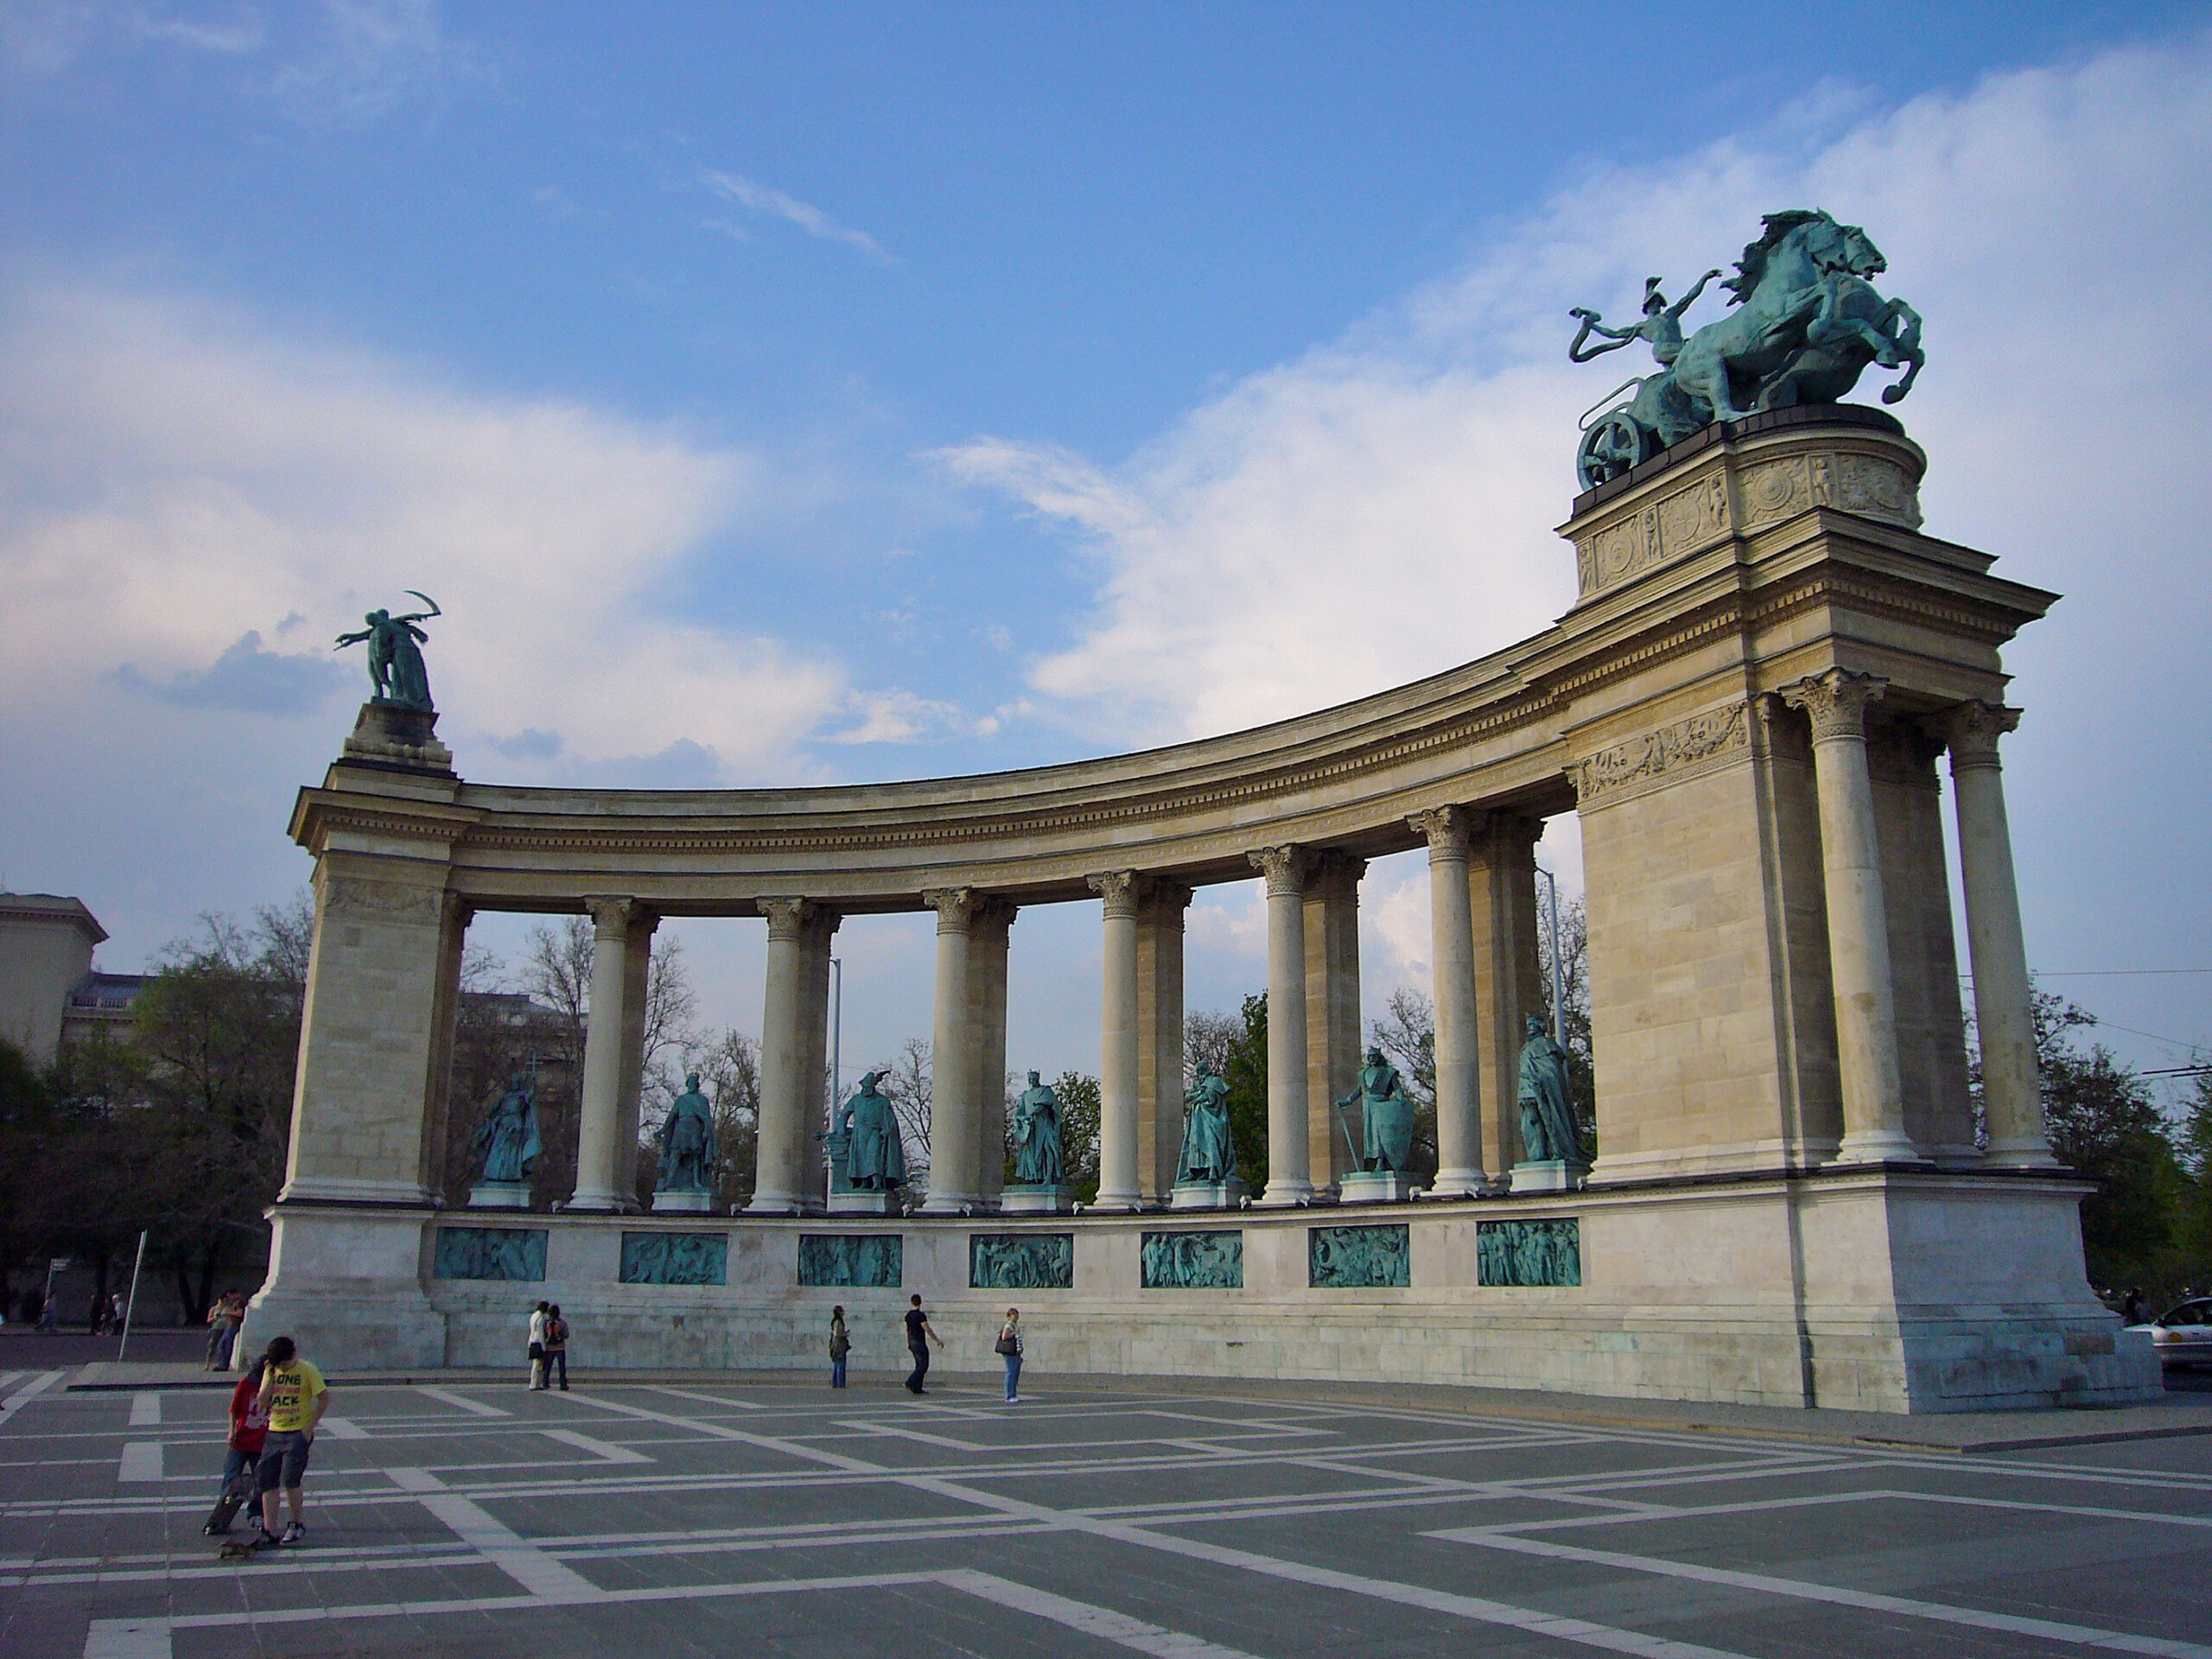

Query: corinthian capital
[
  {"left": 1408, "top": 804, "right": 1471, "bottom": 861},
  {"left": 757, "top": 895, "right": 817, "bottom": 942},
  {"left": 1931, "top": 700, "right": 2021, "bottom": 770},
  {"left": 1780, "top": 668, "right": 1888, "bottom": 742},
  {"left": 584, "top": 894, "right": 656, "bottom": 938},
  {"left": 1248, "top": 844, "right": 1312, "bottom": 896},
  {"left": 1087, "top": 869, "right": 1142, "bottom": 919},
  {"left": 921, "top": 887, "right": 981, "bottom": 933}
]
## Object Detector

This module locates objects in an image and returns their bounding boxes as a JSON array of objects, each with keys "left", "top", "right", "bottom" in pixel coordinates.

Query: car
[{"left": 2125, "top": 1298, "right": 2212, "bottom": 1370}]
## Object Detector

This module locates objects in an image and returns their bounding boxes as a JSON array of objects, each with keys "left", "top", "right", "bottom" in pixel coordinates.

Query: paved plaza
[{"left": 2, "top": 1365, "right": 2209, "bottom": 1658}]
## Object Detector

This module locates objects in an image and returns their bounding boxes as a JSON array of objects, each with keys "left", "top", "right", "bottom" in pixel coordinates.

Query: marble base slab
[
  {"left": 1510, "top": 1160, "right": 1589, "bottom": 1194},
  {"left": 1001, "top": 1183, "right": 1075, "bottom": 1215},
  {"left": 1170, "top": 1179, "right": 1250, "bottom": 1211},
  {"left": 1338, "top": 1170, "right": 1412, "bottom": 1204},
  {"left": 652, "top": 1189, "right": 717, "bottom": 1213},
  {"left": 827, "top": 1188, "right": 901, "bottom": 1216},
  {"left": 467, "top": 1180, "right": 531, "bottom": 1211}
]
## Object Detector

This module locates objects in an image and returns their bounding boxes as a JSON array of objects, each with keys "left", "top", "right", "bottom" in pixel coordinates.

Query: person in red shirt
[{"left": 216, "top": 1357, "right": 270, "bottom": 1534}]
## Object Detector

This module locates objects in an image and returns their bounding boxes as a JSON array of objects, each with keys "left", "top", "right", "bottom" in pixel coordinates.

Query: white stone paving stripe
[
  {"left": 0, "top": 1367, "right": 66, "bottom": 1418},
  {"left": 127, "top": 1394, "right": 161, "bottom": 1427},
  {"left": 899, "top": 1475, "right": 1758, "bottom": 1659},
  {"left": 645, "top": 1385, "right": 765, "bottom": 1411},
  {"left": 841, "top": 1419, "right": 990, "bottom": 1451},
  {"left": 320, "top": 1415, "right": 370, "bottom": 1440},
  {"left": 941, "top": 1568, "right": 1266, "bottom": 1657},
  {"left": 413, "top": 1385, "right": 510, "bottom": 1417},
  {"left": 559, "top": 1389, "right": 886, "bottom": 1472},
  {"left": 1434, "top": 1530, "right": 2212, "bottom": 1658},
  {"left": 117, "top": 1442, "right": 163, "bottom": 1483},
  {"left": 385, "top": 1464, "right": 600, "bottom": 1601},
  {"left": 539, "top": 1426, "right": 655, "bottom": 1464},
  {"left": 82, "top": 1619, "right": 170, "bottom": 1658}
]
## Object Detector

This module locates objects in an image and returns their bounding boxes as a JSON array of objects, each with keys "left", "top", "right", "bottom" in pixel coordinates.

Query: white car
[{"left": 2126, "top": 1298, "right": 2212, "bottom": 1370}]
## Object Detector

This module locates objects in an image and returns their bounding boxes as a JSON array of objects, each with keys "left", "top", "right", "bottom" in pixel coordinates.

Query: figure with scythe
[{"left": 336, "top": 591, "right": 442, "bottom": 710}]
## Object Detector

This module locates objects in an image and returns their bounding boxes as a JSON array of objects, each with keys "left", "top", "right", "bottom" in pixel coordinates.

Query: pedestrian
[
  {"left": 254, "top": 1336, "right": 328, "bottom": 1547},
  {"left": 2122, "top": 1287, "right": 2145, "bottom": 1325},
  {"left": 526, "top": 1300, "right": 550, "bottom": 1390},
  {"left": 902, "top": 1294, "right": 942, "bottom": 1395},
  {"left": 995, "top": 1307, "right": 1024, "bottom": 1402},
  {"left": 543, "top": 1303, "right": 569, "bottom": 1391},
  {"left": 108, "top": 1291, "right": 125, "bottom": 1333},
  {"left": 206, "top": 1290, "right": 245, "bottom": 1370},
  {"left": 829, "top": 1306, "right": 850, "bottom": 1389},
  {"left": 36, "top": 1293, "right": 57, "bottom": 1332},
  {"left": 204, "top": 1355, "right": 270, "bottom": 1537}
]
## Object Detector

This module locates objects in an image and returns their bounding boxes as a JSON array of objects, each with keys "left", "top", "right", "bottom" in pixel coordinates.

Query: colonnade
[{"left": 465, "top": 680, "right": 2050, "bottom": 1217}]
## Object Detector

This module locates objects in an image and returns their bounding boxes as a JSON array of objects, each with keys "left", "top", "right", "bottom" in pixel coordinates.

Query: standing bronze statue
[
  {"left": 336, "top": 591, "right": 441, "bottom": 711},
  {"left": 655, "top": 1073, "right": 719, "bottom": 1193},
  {"left": 1516, "top": 1014, "right": 1587, "bottom": 1168},
  {"left": 837, "top": 1071, "right": 906, "bottom": 1191},
  {"left": 1010, "top": 1071, "right": 1064, "bottom": 1185},
  {"left": 472, "top": 1069, "right": 542, "bottom": 1185},
  {"left": 1177, "top": 1062, "right": 1237, "bottom": 1184},
  {"left": 1335, "top": 1046, "right": 1415, "bottom": 1173}
]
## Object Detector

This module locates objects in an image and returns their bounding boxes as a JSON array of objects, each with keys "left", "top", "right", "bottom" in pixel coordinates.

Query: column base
[
  {"left": 1338, "top": 1170, "right": 1412, "bottom": 1204},
  {"left": 467, "top": 1181, "right": 531, "bottom": 1210},
  {"left": 828, "top": 1188, "right": 901, "bottom": 1216},
  {"left": 746, "top": 1187, "right": 804, "bottom": 1216},
  {"left": 563, "top": 1189, "right": 632, "bottom": 1213},
  {"left": 652, "top": 1189, "right": 717, "bottom": 1214},
  {"left": 1001, "top": 1183, "right": 1077, "bottom": 1215},
  {"left": 1255, "top": 1178, "right": 1315, "bottom": 1207},
  {"left": 1427, "top": 1166, "right": 1493, "bottom": 1198},
  {"left": 1171, "top": 1179, "right": 1250, "bottom": 1211},
  {"left": 1985, "top": 1138, "right": 2063, "bottom": 1170},
  {"left": 919, "top": 1192, "right": 983, "bottom": 1216},
  {"left": 1508, "top": 1160, "right": 1588, "bottom": 1194},
  {"left": 1835, "top": 1129, "right": 1926, "bottom": 1165}
]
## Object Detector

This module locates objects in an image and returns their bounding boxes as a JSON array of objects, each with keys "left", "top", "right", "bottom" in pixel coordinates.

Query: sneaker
[{"left": 276, "top": 1522, "right": 305, "bottom": 1547}]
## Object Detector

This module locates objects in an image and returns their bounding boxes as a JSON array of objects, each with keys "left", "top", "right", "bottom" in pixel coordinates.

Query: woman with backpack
[
  {"left": 995, "top": 1307, "right": 1024, "bottom": 1402},
  {"left": 829, "top": 1306, "right": 850, "bottom": 1389},
  {"left": 543, "top": 1304, "right": 569, "bottom": 1390}
]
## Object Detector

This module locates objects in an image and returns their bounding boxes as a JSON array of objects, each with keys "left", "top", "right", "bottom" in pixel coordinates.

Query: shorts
[{"left": 256, "top": 1430, "right": 314, "bottom": 1492}]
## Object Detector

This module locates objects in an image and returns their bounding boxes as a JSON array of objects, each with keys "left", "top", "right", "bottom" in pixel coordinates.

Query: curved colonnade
[{"left": 247, "top": 411, "right": 2161, "bottom": 1412}]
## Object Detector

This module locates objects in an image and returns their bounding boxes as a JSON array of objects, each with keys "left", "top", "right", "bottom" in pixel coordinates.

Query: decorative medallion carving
[{"left": 1571, "top": 702, "right": 1751, "bottom": 804}]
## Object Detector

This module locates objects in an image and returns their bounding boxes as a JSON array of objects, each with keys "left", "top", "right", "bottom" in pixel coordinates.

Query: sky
[{"left": 3, "top": 2, "right": 2210, "bottom": 1109}]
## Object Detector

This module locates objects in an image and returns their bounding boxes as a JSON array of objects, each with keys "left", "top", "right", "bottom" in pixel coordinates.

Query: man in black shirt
[{"left": 902, "top": 1294, "right": 943, "bottom": 1395}]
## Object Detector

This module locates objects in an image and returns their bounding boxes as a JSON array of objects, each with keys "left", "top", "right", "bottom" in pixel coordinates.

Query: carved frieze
[
  {"left": 1476, "top": 1217, "right": 1582, "bottom": 1287},
  {"left": 969, "top": 1232, "right": 1074, "bottom": 1290},
  {"left": 321, "top": 874, "right": 446, "bottom": 926},
  {"left": 1571, "top": 702, "right": 1751, "bottom": 805}
]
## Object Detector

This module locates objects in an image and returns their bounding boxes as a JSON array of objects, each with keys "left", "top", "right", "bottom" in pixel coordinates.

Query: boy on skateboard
[
  {"left": 204, "top": 1355, "right": 270, "bottom": 1539},
  {"left": 252, "top": 1336, "right": 328, "bottom": 1548}
]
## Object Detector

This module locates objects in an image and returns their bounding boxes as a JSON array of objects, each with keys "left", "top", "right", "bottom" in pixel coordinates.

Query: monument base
[
  {"left": 467, "top": 1180, "right": 531, "bottom": 1210},
  {"left": 1171, "top": 1179, "right": 1250, "bottom": 1211},
  {"left": 828, "top": 1188, "right": 901, "bottom": 1216},
  {"left": 1001, "top": 1183, "right": 1075, "bottom": 1215},
  {"left": 1338, "top": 1170, "right": 1412, "bottom": 1204},
  {"left": 1510, "top": 1160, "right": 1588, "bottom": 1194},
  {"left": 340, "top": 700, "right": 453, "bottom": 773},
  {"left": 652, "top": 1189, "right": 716, "bottom": 1214}
]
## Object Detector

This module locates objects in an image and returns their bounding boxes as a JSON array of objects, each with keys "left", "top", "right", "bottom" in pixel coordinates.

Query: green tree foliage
[
  {"left": 1369, "top": 987, "right": 1439, "bottom": 1185},
  {"left": 1051, "top": 1071, "right": 1103, "bottom": 1204},
  {"left": 1220, "top": 993, "right": 1269, "bottom": 1192}
]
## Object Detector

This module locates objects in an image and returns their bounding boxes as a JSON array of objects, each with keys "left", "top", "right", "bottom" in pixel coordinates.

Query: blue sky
[{"left": 4, "top": 3, "right": 2211, "bottom": 1103}]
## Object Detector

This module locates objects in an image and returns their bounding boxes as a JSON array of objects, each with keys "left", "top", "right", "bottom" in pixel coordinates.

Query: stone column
[
  {"left": 921, "top": 888, "right": 982, "bottom": 1213},
  {"left": 1091, "top": 870, "right": 1144, "bottom": 1211},
  {"left": 1411, "top": 808, "right": 1485, "bottom": 1194},
  {"left": 1250, "top": 846, "right": 1314, "bottom": 1205},
  {"left": 1938, "top": 701, "right": 2056, "bottom": 1167},
  {"left": 1781, "top": 670, "right": 1915, "bottom": 1162},
  {"left": 972, "top": 899, "right": 1017, "bottom": 1209},
  {"left": 421, "top": 893, "right": 473, "bottom": 1198},
  {"left": 570, "top": 895, "right": 656, "bottom": 1211},
  {"left": 750, "top": 898, "right": 817, "bottom": 1213},
  {"left": 799, "top": 906, "right": 841, "bottom": 1211},
  {"left": 1304, "top": 853, "right": 1365, "bottom": 1187},
  {"left": 1137, "top": 879, "right": 1192, "bottom": 1201},
  {"left": 1470, "top": 811, "right": 1547, "bottom": 1176}
]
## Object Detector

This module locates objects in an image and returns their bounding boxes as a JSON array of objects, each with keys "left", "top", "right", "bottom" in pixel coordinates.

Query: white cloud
[
  {"left": 827, "top": 690, "right": 969, "bottom": 746},
  {"left": 944, "top": 34, "right": 2212, "bottom": 754},
  {"left": 700, "top": 169, "right": 892, "bottom": 264},
  {"left": 0, "top": 283, "right": 847, "bottom": 781}
]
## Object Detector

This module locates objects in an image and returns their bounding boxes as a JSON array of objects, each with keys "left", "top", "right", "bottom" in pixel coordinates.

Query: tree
[
  {"left": 1221, "top": 993, "right": 1269, "bottom": 1192},
  {"left": 1052, "top": 1072, "right": 1102, "bottom": 1203},
  {"left": 1368, "top": 987, "right": 1439, "bottom": 1185},
  {"left": 875, "top": 1037, "right": 933, "bottom": 1179},
  {"left": 1184, "top": 1010, "right": 1242, "bottom": 1084}
]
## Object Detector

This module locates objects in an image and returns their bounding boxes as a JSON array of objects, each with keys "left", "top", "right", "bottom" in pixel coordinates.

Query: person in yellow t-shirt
[{"left": 253, "top": 1336, "right": 330, "bottom": 1546}]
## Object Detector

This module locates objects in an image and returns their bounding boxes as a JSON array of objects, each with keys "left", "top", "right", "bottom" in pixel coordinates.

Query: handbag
[{"left": 994, "top": 1330, "right": 1018, "bottom": 1357}]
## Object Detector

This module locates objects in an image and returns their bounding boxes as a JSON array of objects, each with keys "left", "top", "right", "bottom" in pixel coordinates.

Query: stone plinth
[
  {"left": 828, "top": 1188, "right": 900, "bottom": 1217},
  {"left": 340, "top": 700, "right": 454, "bottom": 773},
  {"left": 1510, "top": 1160, "right": 1586, "bottom": 1194},
  {"left": 1171, "top": 1179, "right": 1249, "bottom": 1211},
  {"left": 652, "top": 1188, "right": 716, "bottom": 1214},
  {"left": 467, "top": 1180, "right": 531, "bottom": 1210},
  {"left": 1001, "top": 1183, "right": 1075, "bottom": 1215},
  {"left": 1338, "top": 1170, "right": 1412, "bottom": 1204}
]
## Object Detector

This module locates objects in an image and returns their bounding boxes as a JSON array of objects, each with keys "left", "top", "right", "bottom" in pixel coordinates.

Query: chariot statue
[{"left": 1567, "top": 211, "right": 1924, "bottom": 491}]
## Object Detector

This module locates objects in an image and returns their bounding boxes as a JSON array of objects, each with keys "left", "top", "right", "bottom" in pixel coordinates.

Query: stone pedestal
[
  {"left": 467, "top": 1180, "right": 531, "bottom": 1210},
  {"left": 1338, "top": 1170, "right": 1411, "bottom": 1205},
  {"left": 828, "top": 1188, "right": 900, "bottom": 1217},
  {"left": 1001, "top": 1183, "right": 1075, "bottom": 1215},
  {"left": 652, "top": 1188, "right": 716, "bottom": 1214},
  {"left": 1171, "top": 1179, "right": 1249, "bottom": 1211},
  {"left": 341, "top": 700, "right": 454, "bottom": 773},
  {"left": 1510, "top": 1160, "right": 1586, "bottom": 1194}
]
